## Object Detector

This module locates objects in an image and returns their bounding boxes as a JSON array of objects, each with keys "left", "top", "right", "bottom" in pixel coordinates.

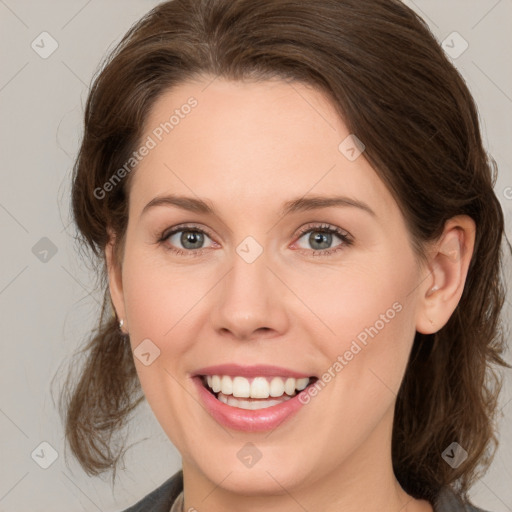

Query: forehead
[{"left": 128, "top": 77, "right": 397, "bottom": 222}]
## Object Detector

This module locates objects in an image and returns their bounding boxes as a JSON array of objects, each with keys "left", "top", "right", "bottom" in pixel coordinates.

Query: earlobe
[{"left": 415, "top": 215, "right": 476, "bottom": 335}]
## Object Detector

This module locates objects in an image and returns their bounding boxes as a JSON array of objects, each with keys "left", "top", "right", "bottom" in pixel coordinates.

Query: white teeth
[
  {"left": 284, "top": 377, "right": 296, "bottom": 396},
  {"left": 211, "top": 375, "right": 221, "bottom": 393},
  {"left": 296, "top": 377, "right": 309, "bottom": 390},
  {"left": 203, "top": 375, "right": 312, "bottom": 399},
  {"left": 217, "top": 392, "right": 293, "bottom": 410},
  {"left": 269, "top": 377, "right": 284, "bottom": 397},
  {"left": 251, "top": 377, "right": 269, "bottom": 398},
  {"left": 232, "top": 376, "right": 251, "bottom": 397},
  {"left": 220, "top": 375, "right": 233, "bottom": 395}
]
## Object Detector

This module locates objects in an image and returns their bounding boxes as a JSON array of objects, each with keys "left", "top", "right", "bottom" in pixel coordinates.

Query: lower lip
[{"left": 192, "top": 376, "right": 311, "bottom": 432}]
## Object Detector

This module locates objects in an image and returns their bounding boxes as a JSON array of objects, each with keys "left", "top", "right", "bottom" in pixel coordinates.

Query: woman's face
[{"left": 108, "top": 77, "right": 431, "bottom": 495}]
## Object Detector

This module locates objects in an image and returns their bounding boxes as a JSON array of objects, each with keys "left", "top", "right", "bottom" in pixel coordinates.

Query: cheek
[
  {"left": 314, "top": 255, "right": 420, "bottom": 407},
  {"left": 121, "top": 248, "right": 211, "bottom": 342},
  {"left": 120, "top": 250, "right": 197, "bottom": 440},
  {"left": 296, "top": 257, "right": 413, "bottom": 346}
]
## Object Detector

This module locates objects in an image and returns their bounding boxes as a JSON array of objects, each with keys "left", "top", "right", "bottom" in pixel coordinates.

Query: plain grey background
[{"left": 1, "top": 1, "right": 511, "bottom": 511}]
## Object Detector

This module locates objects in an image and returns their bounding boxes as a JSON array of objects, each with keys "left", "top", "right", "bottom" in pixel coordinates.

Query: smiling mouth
[{"left": 199, "top": 374, "right": 319, "bottom": 410}]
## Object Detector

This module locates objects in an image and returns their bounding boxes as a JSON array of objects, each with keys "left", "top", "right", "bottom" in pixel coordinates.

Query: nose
[{"left": 209, "top": 248, "right": 290, "bottom": 342}]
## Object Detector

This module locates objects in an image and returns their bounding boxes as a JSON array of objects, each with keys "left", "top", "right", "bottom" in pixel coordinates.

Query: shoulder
[
  {"left": 434, "top": 486, "right": 492, "bottom": 512},
  {"left": 118, "top": 469, "right": 183, "bottom": 512}
]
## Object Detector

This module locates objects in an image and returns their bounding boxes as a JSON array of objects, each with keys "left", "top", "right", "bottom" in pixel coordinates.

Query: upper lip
[{"left": 192, "top": 364, "right": 315, "bottom": 379}]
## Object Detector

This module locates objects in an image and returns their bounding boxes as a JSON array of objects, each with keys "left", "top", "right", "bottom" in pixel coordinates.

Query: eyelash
[{"left": 157, "top": 222, "right": 353, "bottom": 258}]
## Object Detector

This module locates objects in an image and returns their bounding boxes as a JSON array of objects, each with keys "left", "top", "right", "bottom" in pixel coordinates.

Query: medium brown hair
[{"left": 55, "top": 0, "right": 511, "bottom": 502}]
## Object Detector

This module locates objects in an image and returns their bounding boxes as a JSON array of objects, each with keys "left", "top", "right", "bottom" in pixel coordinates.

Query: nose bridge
[
  {"left": 225, "top": 240, "right": 272, "bottom": 315},
  {"left": 211, "top": 236, "right": 289, "bottom": 339}
]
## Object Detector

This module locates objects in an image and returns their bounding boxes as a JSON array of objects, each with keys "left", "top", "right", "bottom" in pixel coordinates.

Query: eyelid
[
  {"left": 158, "top": 221, "right": 353, "bottom": 257},
  {"left": 160, "top": 222, "right": 215, "bottom": 241},
  {"left": 159, "top": 222, "right": 351, "bottom": 242},
  {"left": 295, "top": 222, "right": 350, "bottom": 239},
  {"left": 291, "top": 222, "right": 353, "bottom": 256}
]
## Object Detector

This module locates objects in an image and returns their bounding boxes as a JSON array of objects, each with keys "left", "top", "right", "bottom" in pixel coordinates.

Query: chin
[{"left": 199, "top": 456, "right": 313, "bottom": 496}]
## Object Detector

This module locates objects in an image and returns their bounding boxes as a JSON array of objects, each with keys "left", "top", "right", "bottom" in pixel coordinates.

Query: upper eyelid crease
[
  {"left": 160, "top": 223, "right": 352, "bottom": 257},
  {"left": 161, "top": 222, "right": 350, "bottom": 240}
]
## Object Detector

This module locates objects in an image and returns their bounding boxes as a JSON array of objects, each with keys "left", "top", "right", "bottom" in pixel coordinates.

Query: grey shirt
[{"left": 120, "top": 470, "right": 489, "bottom": 512}]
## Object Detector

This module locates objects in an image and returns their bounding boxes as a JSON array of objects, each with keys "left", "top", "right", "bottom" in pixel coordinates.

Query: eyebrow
[{"left": 140, "top": 193, "right": 376, "bottom": 219}]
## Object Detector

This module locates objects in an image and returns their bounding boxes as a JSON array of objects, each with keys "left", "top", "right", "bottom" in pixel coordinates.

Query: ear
[
  {"left": 415, "top": 215, "right": 476, "bottom": 334},
  {"left": 105, "top": 228, "right": 126, "bottom": 328}
]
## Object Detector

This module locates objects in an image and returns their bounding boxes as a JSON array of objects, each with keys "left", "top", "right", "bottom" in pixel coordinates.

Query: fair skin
[{"left": 107, "top": 76, "right": 475, "bottom": 512}]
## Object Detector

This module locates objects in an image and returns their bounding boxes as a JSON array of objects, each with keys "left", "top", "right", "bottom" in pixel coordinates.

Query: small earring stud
[{"left": 119, "top": 319, "right": 124, "bottom": 329}]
